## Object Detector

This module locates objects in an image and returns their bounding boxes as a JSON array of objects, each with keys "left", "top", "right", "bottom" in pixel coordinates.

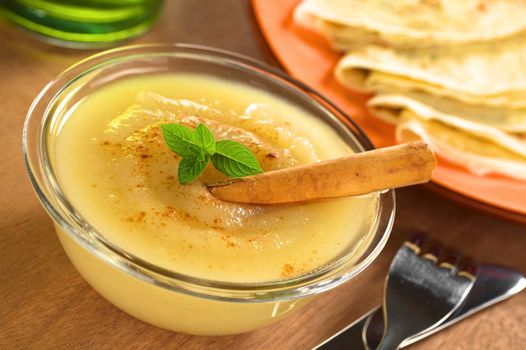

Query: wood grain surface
[{"left": 0, "top": 1, "right": 525, "bottom": 349}]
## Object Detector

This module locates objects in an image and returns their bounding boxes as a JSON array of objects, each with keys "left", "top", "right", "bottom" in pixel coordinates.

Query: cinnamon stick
[{"left": 207, "top": 141, "right": 436, "bottom": 204}]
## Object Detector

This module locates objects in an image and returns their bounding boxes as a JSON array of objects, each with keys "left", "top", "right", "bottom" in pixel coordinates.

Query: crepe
[
  {"left": 368, "top": 92, "right": 526, "bottom": 133},
  {"left": 368, "top": 94, "right": 526, "bottom": 179},
  {"left": 335, "top": 38, "right": 526, "bottom": 108},
  {"left": 397, "top": 116, "right": 526, "bottom": 180},
  {"left": 369, "top": 94, "right": 526, "bottom": 155},
  {"left": 294, "top": 0, "right": 526, "bottom": 180},
  {"left": 295, "top": 0, "right": 526, "bottom": 50}
]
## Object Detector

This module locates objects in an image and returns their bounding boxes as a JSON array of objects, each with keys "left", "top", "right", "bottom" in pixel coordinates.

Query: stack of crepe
[{"left": 294, "top": 0, "right": 526, "bottom": 180}]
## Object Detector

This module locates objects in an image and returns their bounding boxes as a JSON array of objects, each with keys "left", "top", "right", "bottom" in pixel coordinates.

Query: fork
[{"left": 375, "top": 235, "right": 476, "bottom": 350}]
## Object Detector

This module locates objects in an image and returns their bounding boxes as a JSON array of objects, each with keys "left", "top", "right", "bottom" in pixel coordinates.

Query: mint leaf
[
  {"left": 211, "top": 140, "right": 263, "bottom": 178},
  {"left": 178, "top": 153, "right": 210, "bottom": 184},
  {"left": 161, "top": 122, "right": 264, "bottom": 185},
  {"left": 194, "top": 123, "right": 216, "bottom": 155},
  {"left": 160, "top": 124, "right": 199, "bottom": 157}
]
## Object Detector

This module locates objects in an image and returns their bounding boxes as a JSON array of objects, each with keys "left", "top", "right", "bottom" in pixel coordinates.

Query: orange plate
[{"left": 252, "top": 0, "right": 526, "bottom": 221}]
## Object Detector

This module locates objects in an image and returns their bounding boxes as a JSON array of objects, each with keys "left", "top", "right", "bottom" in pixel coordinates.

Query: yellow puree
[{"left": 54, "top": 74, "right": 377, "bottom": 283}]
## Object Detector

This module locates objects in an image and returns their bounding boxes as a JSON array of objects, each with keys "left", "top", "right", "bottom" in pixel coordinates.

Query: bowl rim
[{"left": 22, "top": 43, "right": 395, "bottom": 302}]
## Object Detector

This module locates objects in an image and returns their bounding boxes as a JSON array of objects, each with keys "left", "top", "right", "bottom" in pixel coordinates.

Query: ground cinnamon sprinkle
[
  {"left": 124, "top": 210, "right": 147, "bottom": 223},
  {"left": 100, "top": 140, "right": 122, "bottom": 148},
  {"left": 220, "top": 233, "right": 239, "bottom": 248},
  {"left": 280, "top": 263, "right": 295, "bottom": 278}
]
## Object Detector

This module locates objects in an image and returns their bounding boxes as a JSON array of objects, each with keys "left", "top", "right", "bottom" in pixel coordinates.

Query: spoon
[{"left": 208, "top": 141, "right": 436, "bottom": 204}]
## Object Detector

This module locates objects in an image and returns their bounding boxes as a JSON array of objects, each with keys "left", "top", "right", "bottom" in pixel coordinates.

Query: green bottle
[{"left": 0, "top": 0, "right": 164, "bottom": 48}]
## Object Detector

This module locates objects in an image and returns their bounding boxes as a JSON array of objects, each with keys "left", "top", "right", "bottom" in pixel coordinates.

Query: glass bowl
[{"left": 23, "top": 44, "right": 395, "bottom": 335}]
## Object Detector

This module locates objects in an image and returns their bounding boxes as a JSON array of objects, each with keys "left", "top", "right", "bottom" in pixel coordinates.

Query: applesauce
[
  {"left": 54, "top": 73, "right": 377, "bottom": 283},
  {"left": 24, "top": 45, "right": 394, "bottom": 336}
]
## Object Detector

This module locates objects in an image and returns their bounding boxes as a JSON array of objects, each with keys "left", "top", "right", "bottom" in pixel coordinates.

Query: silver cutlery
[
  {"left": 376, "top": 236, "right": 476, "bottom": 350},
  {"left": 314, "top": 239, "right": 526, "bottom": 350}
]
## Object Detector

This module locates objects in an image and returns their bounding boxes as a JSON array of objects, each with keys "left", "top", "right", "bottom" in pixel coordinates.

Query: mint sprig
[
  {"left": 160, "top": 123, "right": 263, "bottom": 184},
  {"left": 211, "top": 140, "right": 263, "bottom": 178}
]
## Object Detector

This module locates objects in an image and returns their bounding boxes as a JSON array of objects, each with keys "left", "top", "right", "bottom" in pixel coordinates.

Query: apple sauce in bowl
[{"left": 23, "top": 44, "right": 395, "bottom": 335}]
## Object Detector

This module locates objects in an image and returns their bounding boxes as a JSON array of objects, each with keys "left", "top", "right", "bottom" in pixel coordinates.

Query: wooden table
[{"left": 1, "top": 1, "right": 525, "bottom": 349}]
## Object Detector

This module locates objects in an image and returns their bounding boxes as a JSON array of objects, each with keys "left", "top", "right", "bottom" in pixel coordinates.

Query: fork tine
[
  {"left": 408, "top": 232, "right": 427, "bottom": 247},
  {"left": 438, "top": 248, "right": 462, "bottom": 273},
  {"left": 421, "top": 239, "right": 445, "bottom": 263},
  {"left": 406, "top": 232, "right": 427, "bottom": 253},
  {"left": 457, "top": 257, "right": 477, "bottom": 280}
]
